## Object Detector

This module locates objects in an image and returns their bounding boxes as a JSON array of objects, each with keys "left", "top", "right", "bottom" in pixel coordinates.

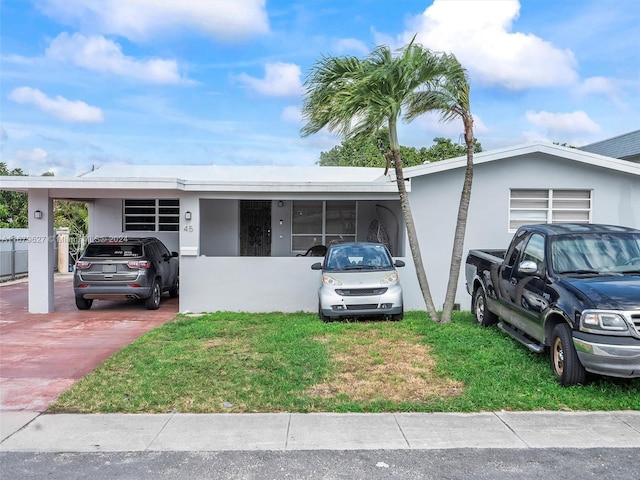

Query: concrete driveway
[{"left": 0, "top": 275, "right": 178, "bottom": 412}]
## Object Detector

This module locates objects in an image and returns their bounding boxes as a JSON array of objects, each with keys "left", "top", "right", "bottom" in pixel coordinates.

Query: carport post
[{"left": 28, "top": 190, "right": 55, "bottom": 313}]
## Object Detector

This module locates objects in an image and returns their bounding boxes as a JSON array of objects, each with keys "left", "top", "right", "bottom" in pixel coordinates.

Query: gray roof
[{"left": 578, "top": 130, "right": 640, "bottom": 160}]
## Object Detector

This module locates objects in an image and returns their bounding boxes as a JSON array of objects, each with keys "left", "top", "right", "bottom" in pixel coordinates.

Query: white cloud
[
  {"left": 237, "top": 63, "right": 303, "bottom": 97},
  {"left": 8, "top": 87, "right": 104, "bottom": 123},
  {"left": 575, "top": 76, "right": 627, "bottom": 108},
  {"left": 403, "top": 0, "right": 578, "bottom": 89},
  {"left": 334, "top": 38, "right": 370, "bottom": 55},
  {"left": 525, "top": 110, "right": 601, "bottom": 134},
  {"left": 16, "top": 147, "right": 48, "bottom": 164},
  {"left": 281, "top": 105, "right": 302, "bottom": 124},
  {"left": 38, "top": 0, "right": 269, "bottom": 42},
  {"left": 46, "top": 33, "right": 185, "bottom": 85}
]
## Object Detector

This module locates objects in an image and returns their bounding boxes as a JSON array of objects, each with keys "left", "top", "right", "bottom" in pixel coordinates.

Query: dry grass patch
[{"left": 308, "top": 329, "right": 463, "bottom": 402}]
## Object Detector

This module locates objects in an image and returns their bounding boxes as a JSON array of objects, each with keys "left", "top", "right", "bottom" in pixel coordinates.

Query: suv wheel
[
  {"left": 145, "top": 280, "right": 161, "bottom": 310},
  {"left": 75, "top": 296, "right": 93, "bottom": 310},
  {"left": 169, "top": 278, "right": 179, "bottom": 298}
]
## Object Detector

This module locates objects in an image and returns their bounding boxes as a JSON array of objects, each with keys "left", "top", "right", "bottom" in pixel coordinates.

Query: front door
[{"left": 240, "top": 201, "right": 271, "bottom": 256}]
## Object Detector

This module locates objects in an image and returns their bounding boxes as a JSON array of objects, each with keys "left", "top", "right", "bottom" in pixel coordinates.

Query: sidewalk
[{"left": 2, "top": 411, "right": 639, "bottom": 452}]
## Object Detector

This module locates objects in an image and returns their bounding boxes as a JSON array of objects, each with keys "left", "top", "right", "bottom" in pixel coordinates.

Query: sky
[{"left": 1, "top": 0, "right": 639, "bottom": 177}]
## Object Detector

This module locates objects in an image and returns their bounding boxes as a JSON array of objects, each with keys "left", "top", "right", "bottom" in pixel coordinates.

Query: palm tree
[
  {"left": 406, "top": 54, "right": 475, "bottom": 323},
  {"left": 301, "top": 41, "right": 469, "bottom": 322}
]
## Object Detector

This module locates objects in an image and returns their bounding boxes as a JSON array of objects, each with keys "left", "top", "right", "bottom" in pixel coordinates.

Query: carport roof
[{"left": 0, "top": 165, "right": 404, "bottom": 194}]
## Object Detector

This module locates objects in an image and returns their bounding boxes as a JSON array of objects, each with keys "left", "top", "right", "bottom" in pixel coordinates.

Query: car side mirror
[
  {"left": 171, "top": 251, "right": 178, "bottom": 257},
  {"left": 311, "top": 262, "right": 322, "bottom": 270},
  {"left": 394, "top": 259, "right": 405, "bottom": 267},
  {"left": 518, "top": 260, "right": 538, "bottom": 275}
]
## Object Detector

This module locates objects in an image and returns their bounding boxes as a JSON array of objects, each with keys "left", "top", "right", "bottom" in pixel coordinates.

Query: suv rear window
[{"left": 84, "top": 244, "right": 143, "bottom": 257}]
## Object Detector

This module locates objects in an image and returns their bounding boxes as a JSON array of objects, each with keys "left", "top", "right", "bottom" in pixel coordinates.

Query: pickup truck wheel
[
  {"left": 145, "top": 280, "right": 162, "bottom": 310},
  {"left": 550, "top": 324, "right": 587, "bottom": 386},
  {"left": 473, "top": 288, "right": 498, "bottom": 327}
]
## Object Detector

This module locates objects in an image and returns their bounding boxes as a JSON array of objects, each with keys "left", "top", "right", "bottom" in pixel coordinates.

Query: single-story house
[{"left": 2, "top": 142, "right": 639, "bottom": 314}]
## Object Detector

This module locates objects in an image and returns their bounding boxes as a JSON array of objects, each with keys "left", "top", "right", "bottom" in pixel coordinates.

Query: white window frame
[
  {"left": 508, "top": 189, "right": 592, "bottom": 232},
  {"left": 123, "top": 199, "right": 180, "bottom": 232}
]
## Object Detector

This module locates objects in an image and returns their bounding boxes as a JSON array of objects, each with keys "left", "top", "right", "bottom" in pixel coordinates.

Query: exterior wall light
[
  {"left": 34, "top": 210, "right": 43, "bottom": 219},
  {"left": 185, "top": 211, "right": 192, "bottom": 221},
  {"left": 277, "top": 201, "right": 284, "bottom": 207}
]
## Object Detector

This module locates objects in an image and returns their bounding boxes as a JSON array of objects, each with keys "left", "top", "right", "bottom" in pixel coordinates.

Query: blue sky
[{"left": 1, "top": 0, "right": 639, "bottom": 177}]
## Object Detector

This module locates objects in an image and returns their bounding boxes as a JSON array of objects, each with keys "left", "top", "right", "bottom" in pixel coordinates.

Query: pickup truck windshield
[{"left": 550, "top": 233, "right": 640, "bottom": 274}]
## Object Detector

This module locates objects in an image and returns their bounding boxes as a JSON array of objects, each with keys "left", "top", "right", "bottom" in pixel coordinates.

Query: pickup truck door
[{"left": 499, "top": 233, "right": 549, "bottom": 339}]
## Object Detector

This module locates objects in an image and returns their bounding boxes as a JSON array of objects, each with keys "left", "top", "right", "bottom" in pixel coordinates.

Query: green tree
[
  {"left": 302, "top": 40, "right": 471, "bottom": 322},
  {"left": 318, "top": 134, "right": 482, "bottom": 167},
  {"left": 0, "top": 162, "right": 28, "bottom": 227},
  {"left": 54, "top": 200, "right": 88, "bottom": 263}
]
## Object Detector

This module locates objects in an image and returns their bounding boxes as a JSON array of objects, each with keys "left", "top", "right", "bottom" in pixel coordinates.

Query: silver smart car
[{"left": 311, "top": 242, "right": 404, "bottom": 322}]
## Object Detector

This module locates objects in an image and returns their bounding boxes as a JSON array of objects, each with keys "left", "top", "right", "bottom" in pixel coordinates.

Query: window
[
  {"left": 123, "top": 199, "right": 180, "bottom": 232},
  {"left": 521, "top": 233, "right": 545, "bottom": 271},
  {"left": 509, "top": 189, "right": 591, "bottom": 231},
  {"left": 291, "top": 200, "right": 356, "bottom": 251}
]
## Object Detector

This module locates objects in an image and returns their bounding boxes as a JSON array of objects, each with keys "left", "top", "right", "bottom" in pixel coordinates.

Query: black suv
[{"left": 73, "top": 237, "right": 179, "bottom": 310}]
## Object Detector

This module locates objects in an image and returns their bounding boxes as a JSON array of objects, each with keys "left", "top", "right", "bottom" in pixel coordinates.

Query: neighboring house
[
  {"left": 2, "top": 142, "right": 639, "bottom": 314},
  {"left": 578, "top": 129, "right": 640, "bottom": 163}
]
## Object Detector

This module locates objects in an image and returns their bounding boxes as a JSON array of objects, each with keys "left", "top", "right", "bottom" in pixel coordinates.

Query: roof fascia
[{"left": 401, "top": 142, "right": 640, "bottom": 179}]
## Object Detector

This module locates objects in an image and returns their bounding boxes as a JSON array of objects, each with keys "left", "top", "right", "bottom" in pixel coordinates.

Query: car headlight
[
  {"left": 322, "top": 274, "right": 342, "bottom": 286},
  {"left": 380, "top": 272, "right": 399, "bottom": 285},
  {"left": 580, "top": 310, "right": 629, "bottom": 334}
]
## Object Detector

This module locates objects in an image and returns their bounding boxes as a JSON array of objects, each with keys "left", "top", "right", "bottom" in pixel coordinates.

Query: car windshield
[
  {"left": 550, "top": 232, "right": 640, "bottom": 274},
  {"left": 325, "top": 244, "right": 393, "bottom": 271},
  {"left": 84, "top": 244, "right": 142, "bottom": 257}
]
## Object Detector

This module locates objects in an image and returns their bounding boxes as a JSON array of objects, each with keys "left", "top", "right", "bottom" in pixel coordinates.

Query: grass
[{"left": 49, "top": 311, "right": 640, "bottom": 413}]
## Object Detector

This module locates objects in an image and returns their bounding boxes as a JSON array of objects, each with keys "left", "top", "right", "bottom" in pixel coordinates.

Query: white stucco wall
[{"left": 403, "top": 153, "right": 640, "bottom": 311}]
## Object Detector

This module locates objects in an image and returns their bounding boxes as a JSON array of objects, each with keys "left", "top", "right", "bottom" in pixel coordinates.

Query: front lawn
[{"left": 49, "top": 311, "right": 640, "bottom": 413}]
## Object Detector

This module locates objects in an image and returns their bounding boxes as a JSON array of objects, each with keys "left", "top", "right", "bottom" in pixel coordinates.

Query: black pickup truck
[{"left": 465, "top": 223, "right": 640, "bottom": 386}]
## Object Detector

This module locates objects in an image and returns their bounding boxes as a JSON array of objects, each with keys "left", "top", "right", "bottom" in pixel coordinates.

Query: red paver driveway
[{"left": 0, "top": 275, "right": 178, "bottom": 412}]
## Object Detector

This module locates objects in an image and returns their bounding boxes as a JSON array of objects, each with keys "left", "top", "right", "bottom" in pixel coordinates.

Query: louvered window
[
  {"left": 123, "top": 199, "right": 180, "bottom": 232},
  {"left": 509, "top": 189, "right": 591, "bottom": 231}
]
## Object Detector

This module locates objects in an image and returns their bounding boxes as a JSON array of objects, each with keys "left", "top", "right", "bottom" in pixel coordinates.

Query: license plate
[{"left": 102, "top": 264, "right": 117, "bottom": 273}]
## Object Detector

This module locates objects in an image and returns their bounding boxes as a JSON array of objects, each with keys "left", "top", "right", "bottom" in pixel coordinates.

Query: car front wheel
[
  {"left": 319, "top": 303, "right": 331, "bottom": 323},
  {"left": 550, "top": 323, "right": 587, "bottom": 386},
  {"left": 145, "top": 280, "right": 161, "bottom": 310}
]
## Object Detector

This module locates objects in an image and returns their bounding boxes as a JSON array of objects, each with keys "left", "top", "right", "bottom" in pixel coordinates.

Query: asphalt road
[{"left": 3, "top": 448, "right": 640, "bottom": 480}]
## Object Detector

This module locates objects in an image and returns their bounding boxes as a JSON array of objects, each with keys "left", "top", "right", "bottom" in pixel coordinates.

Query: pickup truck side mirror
[{"left": 518, "top": 260, "right": 539, "bottom": 275}]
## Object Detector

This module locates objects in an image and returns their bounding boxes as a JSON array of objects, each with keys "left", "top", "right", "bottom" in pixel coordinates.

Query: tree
[
  {"left": 406, "top": 53, "right": 476, "bottom": 323},
  {"left": 302, "top": 41, "right": 471, "bottom": 322},
  {"left": 0, "top": 162, "right": 28, "bottom": 227},
  {"left": 318, "top": 134, "right": 482, "bottom": 167}
]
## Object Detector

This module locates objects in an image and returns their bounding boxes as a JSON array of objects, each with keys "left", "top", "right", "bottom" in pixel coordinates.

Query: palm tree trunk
[
  {"left": 441, "top": 114, "right": 474, "bottom": 323},
  {"left": 392, "top": 149, "right": 440, "bottom": 322}
]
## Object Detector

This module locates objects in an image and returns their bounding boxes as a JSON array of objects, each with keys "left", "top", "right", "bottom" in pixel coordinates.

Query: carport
[{"left": 1, "top": 176, "right": 182, "bottom": 313}]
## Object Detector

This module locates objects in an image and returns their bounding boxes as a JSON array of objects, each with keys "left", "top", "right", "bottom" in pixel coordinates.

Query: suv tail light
[
  {"left": 127, "top": 260, "right": 151, "bottom": 269},
  {"left": 75, "top": 261, "right": 91, "bottom": 270}
]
